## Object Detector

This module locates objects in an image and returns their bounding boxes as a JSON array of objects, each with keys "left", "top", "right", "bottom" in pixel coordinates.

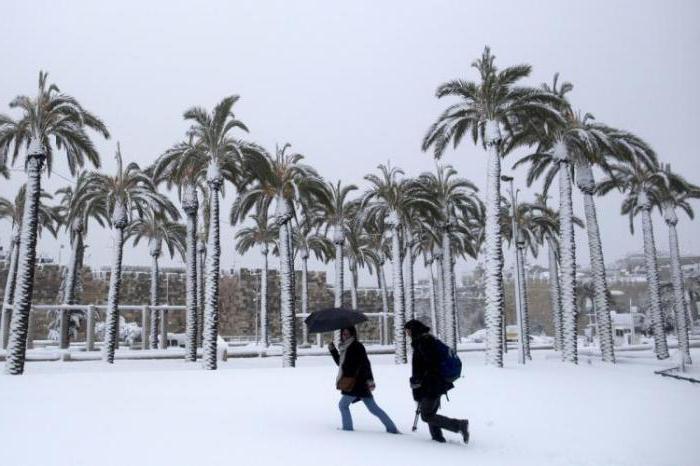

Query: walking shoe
[
  {"left": 432, "top": 437, "right": 447, "bottom": 443},
  {"left": 459, "top": 419, "right": 469, "bottom": 444}
]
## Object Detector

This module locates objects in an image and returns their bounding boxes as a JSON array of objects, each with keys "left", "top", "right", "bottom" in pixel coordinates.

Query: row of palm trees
[{"left": 1, "top": 46, "right": 697, "bottom": 375}]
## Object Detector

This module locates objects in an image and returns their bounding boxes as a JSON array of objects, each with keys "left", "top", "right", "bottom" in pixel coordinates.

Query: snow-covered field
[{"left": 1, "top": 348, "right": 698, "bottom": 466}]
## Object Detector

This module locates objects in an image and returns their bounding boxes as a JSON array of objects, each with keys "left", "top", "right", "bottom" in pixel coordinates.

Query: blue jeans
[{"left": 338, "top": 395, "right": 398, "bottom": 433}]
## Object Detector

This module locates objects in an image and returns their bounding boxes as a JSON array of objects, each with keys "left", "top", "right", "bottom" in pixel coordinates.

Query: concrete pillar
[{"left": 86, "top": 305, "right": 95, "bottom": 351}]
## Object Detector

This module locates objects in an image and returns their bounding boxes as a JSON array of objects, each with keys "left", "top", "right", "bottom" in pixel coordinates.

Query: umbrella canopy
[{"left": 304, "top": 308, "right": 368, "bottom": 333}]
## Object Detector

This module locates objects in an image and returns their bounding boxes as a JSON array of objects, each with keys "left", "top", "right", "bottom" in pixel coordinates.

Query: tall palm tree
[
  {"left": 422, "top": 47, "right": 561, "bottom": 367},
  {"left": 127, "top": 211, "right": 185, "bottom": 350},
  {"left": 596, "top": 155, "right": 670, "bottom": 360},
  {"left": 234, "top": 213, "right": 277, "bottom": 348},
  {"left": 183, "top": 95, "right": 260, "bottom": 370},
  {"left": 415, "top": 226, "right": 442, "bottom": 336},
  {"left": 416, "top": 165, "right": 480, "bottom": 350},
  {"left": 54, "top": 172, "right": 108, "bottom": 349},
  {"left": 362, "top": 216, "right": 392, "bottom": 345},
  {"left": 362, "top": 163, "right": 431, "bottom": 363},
  {"left": 0, "top": 186, "right": 57, "bottom": 349},
  {"left": 0, "top": 71, "right": 109, "bottom": 375},
  {"left": 153, "top": 137, "right": 207, "bottom": 361},
  {"left": 234, "top": 143, "right": 325, "bottom": 367},
  {"left": 317, "top": 181, "right": 358, "bottom": 317},
  {"left": 82, "top": 144, "right": 177, "bottom": 364},
  {"left": 652, "top": 165, "right": 698, "bottom": 365},
  {"left": 512, "top": 74, "right": 625, "bottom": 364}
]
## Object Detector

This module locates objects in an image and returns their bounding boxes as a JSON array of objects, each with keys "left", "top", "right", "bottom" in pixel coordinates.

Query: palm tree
[
  {"left": 363, "top": 163, "right": 431, "bottom": 363},
  {"left": 318, "top": 181, "right": 359, "bottom": 314},
  {"left": 153, "top": 137, "right": 207, "bottom": 361},
  {"left": 415, "top": 226, "right": 442, "bottom": 336},
  {"left": 653, "top": 165, "right": 698, "bottom": 365},
  {"left": 54, "top": 172, "right": 108, "bottom": 349},
  {"left": 422, "top": 47, "right": 561, "bottom": 367},
  {"left": 127, "top": 211, "right": 185, "bottom": 350},
  {"left": 183, "top": 95, "right": 260, "bottom": 370},
  {"left": 512, "top": 74, "right": 625, "bottom": 364},
  {"left": 234, "top": 213, "right": 277, "bottom": 348},
  {"left": 0, "top": 186, "right": 57, "bottom": 349},
  {"left": 596, "top": 155, "right": 670, "bottom": 360},
  {"left": 416, "top": 165, "right": 480, "bottom": 350},
  {"left": 234, "top": 143, "right": 325, "bottom": 367},
  {"left": 0, "top": 71, "right": 109, "bottom": 375},
  {"left": 362, "top": 216, "right": 392, "bottom": 345},
  {"left": 82, "top": 144, "right": 177, "bottom": 364}
]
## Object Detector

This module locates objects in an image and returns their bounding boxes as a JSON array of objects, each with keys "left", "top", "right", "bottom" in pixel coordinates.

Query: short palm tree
[
  {"left": 0, "top": 71, "right": 109, "bottom": 375},
  {"left": 596, "top": 154, "right": 670, "bottom": 360},
  {"left": 318, "top": 181, "right": 359, "bottom": 312},
  {"left": 54, "top": 172, "right": 108, "bottom": 349},
  {"left": 235, "top": 212, "right": 277, "bottom": 348},
  {"left": 652, "top": 165, "right": 698, "bottom": 365},
  {"left": 82, "top": 144, "right": 177, "bottom": 364},
  {"left": 183, "top": 95, "right": 261, "bottom": 369},
  {"left": 362, "top": 163, "right": 431, "bottom": 363},
  {"left": 422, "top": 47, "right": 561, "bottom": 367},
  {"left": 0, "top": 186, "right": 57, "bottom": 349},
  {"left": 234, "top": 143, "right": 325, "bottom": 367},
  {"left": 416, "top": 165, "right": 479, "bottom": 350},
  {"left": 127, "top": 210, "right": 185, "bottom": 350}
]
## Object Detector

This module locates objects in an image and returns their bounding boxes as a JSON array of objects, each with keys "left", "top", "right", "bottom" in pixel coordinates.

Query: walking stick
[{"left": 412, "top": 403, "right": 420, "bottom": 432}]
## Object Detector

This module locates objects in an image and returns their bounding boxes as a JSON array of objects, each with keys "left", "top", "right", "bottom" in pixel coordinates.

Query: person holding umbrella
[
  {"left": 305, "top": 308, "right": 398, "bottom": 433},
  {"left": 328, "top": 326, "right": 398, "bottom": 433}
]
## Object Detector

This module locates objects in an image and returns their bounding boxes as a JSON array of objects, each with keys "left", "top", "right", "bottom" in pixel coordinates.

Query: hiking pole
[{"left": 412, "top": 403, "right": 420, "bottom": 432}]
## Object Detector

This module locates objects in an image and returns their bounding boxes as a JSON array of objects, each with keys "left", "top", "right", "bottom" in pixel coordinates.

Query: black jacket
[
  {"left": 410, "top": 333, "right": 453, "bottom": 401},
  {"left": 330, "top": 339, "right": 374, "bottom": 399}
]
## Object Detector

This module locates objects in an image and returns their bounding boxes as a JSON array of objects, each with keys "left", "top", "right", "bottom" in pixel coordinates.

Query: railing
[{"left": 0, "top": 303, "right": 186, "bottom": 351}]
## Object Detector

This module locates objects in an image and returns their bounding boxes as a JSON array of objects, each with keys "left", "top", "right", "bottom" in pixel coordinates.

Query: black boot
[{"left": 459, "top": 419, "right": 469, "bottom": 444}]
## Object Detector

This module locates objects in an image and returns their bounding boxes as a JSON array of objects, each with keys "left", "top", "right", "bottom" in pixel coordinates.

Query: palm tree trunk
[
  {"left": 279, "top": 219, "right": 296, "bottom": 367},
  {"left": 60, "top": 230, "right": 82, "bottom": 349},
  {"left": 1, "top": 232, "right": 20, "bottom": 349},
  {"left": 202, "top": 183, "right": 221, "bottom": 370},
  {"left": 183, "top": 187, "right": 198, "bottom": 362},
  {"left": 557, "top": 157, "right": 578, "bottom": 364},
  {"left": 260, "top": 251, "right": 269, "bottom": 348},
  {"left": 102, "top": 226, "right": 126, "bottom": 364},
  {"left": 665, "top": 213, "right": 692, "bottom": 365},
  {"left": 334, "top": 241, "right": 344, "bottom": 308},
  {"left": 5, "top": 146, "right": 45, "bottom": 375},
  {"left": 442, "top": 230, "right": 457, "bottom": 350},
  {"left": 639, "top": 196, "right": 669, "bottom": 359},
  {"left": 349, "top": 262, "right": 359, "bottom": 310},
  {"left": 196, "top": 239, "right": 206, "bottom": 348},
  {"left": 428, "top": 259, "right": 438, "bottom": 333},
  {"left": 434, "top": 254, "right": 445, "bottom": 339},
  {"left": 301, "top": 255, "right": 309, "bottom": 346},
  {"left": 483, "top": 134, "right": 505, "bottom": 367},
  {"left": 578, "top": 172, "right": 615, "bottom": 363},
  {"left": 405, "top": 252, "right": 416, "bottom": 322},
  {"left": 547, "top": 238, "right": 563, "bottom": 352},
  {"left": 149, "top": 252, "right": 162, "bottom": 349},
  {"left": 516, "top": 245, "right": 531, "bottom": 360},
  {"left": 391, "top": 224, "right": 407, "bottom": 363},
  {"left": 378, "top": 263, "right": 390, "bottom": 345}
]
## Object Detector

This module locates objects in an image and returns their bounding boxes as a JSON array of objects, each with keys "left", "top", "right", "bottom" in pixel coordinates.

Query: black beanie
[{"left": 404, "top": 319, "right": 430, "bottom": 335}]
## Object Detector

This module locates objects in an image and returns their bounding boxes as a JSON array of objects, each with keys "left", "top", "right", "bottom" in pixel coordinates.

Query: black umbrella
[{"left": 304, "top": 308, "right": 368, "bottom": 333}]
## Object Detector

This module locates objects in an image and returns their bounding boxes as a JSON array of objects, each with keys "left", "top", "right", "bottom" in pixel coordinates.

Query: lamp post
[{"left": 502, "top": 175, "right": 526, "bottom": 364}]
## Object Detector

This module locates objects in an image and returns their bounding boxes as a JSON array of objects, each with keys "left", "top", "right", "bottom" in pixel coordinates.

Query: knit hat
[{"left": 404, "top": 319, "right": 430, "bottom": 335}]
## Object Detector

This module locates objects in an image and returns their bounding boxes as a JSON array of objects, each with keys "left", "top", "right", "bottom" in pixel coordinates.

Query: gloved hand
[
  {"left": 367, "top": 380, "right": 376, "bottom": 392},
  {"left": 409, "top": 376, "right": 422, "bottom": 389}
]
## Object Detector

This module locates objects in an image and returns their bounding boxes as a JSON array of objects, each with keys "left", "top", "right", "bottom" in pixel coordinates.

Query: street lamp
[{"left": 502, "top": 175, "right": 526, "bottom": 364}]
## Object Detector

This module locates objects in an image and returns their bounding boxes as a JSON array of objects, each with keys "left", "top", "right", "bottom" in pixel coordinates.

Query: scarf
[{"left": 336, "top": 336, "right": 356, "bottom": 384}]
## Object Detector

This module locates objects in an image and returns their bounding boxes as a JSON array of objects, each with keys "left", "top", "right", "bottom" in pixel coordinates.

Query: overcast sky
[{"left": 1, "top": 0, "right": 699, "bottom": 287}]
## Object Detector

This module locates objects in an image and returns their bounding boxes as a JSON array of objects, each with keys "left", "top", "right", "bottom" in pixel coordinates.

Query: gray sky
[{"left": 1, "top": 0, "right": 699, "bottom": 287}]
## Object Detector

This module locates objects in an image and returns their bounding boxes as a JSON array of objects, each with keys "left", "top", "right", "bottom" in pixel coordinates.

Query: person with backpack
[
  {"left": 328, "top": 326, "right": 399, "bottom": 433},
  {"left": 404, "top": 319, "right": 469, "bottom": 444}
]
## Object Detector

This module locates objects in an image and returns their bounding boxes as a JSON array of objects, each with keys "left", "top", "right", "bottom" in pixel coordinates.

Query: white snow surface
[{"left": 1, "top": 348, "right": 698, "bottom": 466}]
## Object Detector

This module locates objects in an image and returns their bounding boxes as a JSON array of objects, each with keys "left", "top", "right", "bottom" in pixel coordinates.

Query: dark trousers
[{"left": 419, "top": 397, "right": 460, "bottom": 440}]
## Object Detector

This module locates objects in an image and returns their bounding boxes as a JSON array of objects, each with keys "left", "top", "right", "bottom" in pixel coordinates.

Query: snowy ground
[{"left": 1, "top": 348, "right": 698, "bottom": 466}]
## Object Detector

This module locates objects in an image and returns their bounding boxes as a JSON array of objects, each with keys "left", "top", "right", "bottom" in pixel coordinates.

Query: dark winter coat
[
  {"left": 330, "top": 339, "right": 374, "bottom": 399},
  {"left": 410, "top": 333, "right": 453, "bottom": 401}
]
